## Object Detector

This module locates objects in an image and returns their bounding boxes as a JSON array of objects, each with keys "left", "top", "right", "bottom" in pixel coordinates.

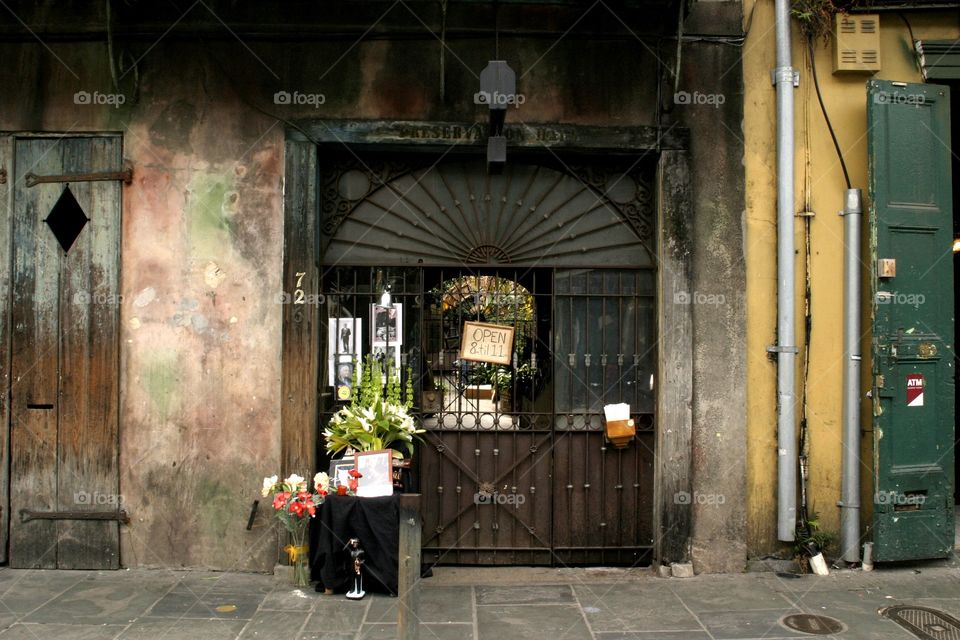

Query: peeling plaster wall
[
  {"left": 0, "top": 43, "right": 284, "bottom": 570},
  {"left": 670, "top": 2, "right": 748, "bottom": 573},
  {"left": 0, "top": 9, "right": 746, "bottom": 569}
]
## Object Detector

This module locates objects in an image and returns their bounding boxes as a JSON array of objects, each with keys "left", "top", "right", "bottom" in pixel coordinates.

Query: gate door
[
  {"left": 8, "top": 136, "right": 122, "bottom": 569},
  {"left": 551, "top": 269, "right": 655, "bottom": 565},
  {"left": 868, "top": 80, "right": 954, "bottom": 561},
  {"left": 318, "top": 156, "right": 657, "bottom": 565}
]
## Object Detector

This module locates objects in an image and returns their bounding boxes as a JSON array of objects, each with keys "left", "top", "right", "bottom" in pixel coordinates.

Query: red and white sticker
[{"left": 906, "top": 374, "right": 924, "bottom": 407}]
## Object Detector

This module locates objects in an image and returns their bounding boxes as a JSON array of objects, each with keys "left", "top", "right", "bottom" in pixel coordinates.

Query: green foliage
[
  {"left": 794, "top": 513, "right": 838, "bottom": 570},
  {"left": 792, "top": 0, "right": 858, "bottom": 42},
  {"left": 434, "top": 275, "right": 536, "bottom": 356},
  {"left": 326, "top": 354, "right": 423, "bottom": 459}
]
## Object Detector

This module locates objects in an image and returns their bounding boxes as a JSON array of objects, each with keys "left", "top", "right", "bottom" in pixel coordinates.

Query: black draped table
[{"left": 308, "top": 492, "right": 400, "bottom": 594}]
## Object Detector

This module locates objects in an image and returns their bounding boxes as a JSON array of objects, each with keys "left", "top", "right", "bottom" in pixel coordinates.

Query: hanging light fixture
[
  {"left": 476, "top": 3, "right": 519, "bottom": 174},
  {"left": 479, "top": 61, "right": 516, "bottom": 174}
]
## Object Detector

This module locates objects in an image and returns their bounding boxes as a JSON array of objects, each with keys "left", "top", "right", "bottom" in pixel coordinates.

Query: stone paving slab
[
  {"left": 0, "top": 623, "right": 127, "bottom": 639},
  {"left": 145, "top": 589, "right": 265, "bottom": 620},
  {"left": 476, "top": 584, "right": 574, "bottom": 605},
  {"left": 574, "top": 583, "right": 701, "bottom": 633},
  {"left": 359, "top": 622, "right": 473, "bottom": 639},
  {"left": 594, "top": 633, "right": 711, "bottom": 640},
  {"left": 0, "top": 565, "right": 953, "bottom": 639},
  {"left": 237, "top": 611, "right": 307, "bottom": 638},
  {"left": 23, "top": 579, "right": 168, "bottom": 625},
  {"left": 365, "top": 587, "right": 473, "bottom": 623},
  {"left": 0, "top": 571, "right": 85, "bottom": 614},
  {"left": 301, "top": 598, "right": 370, "bottom": 633},
  {"left": 477, "top": 603, "right": 590, "bottom": 640},
  {"left": 697, "top": 610, "right": 810, "bottom": 639},
  {"left": 117, "top": 619, "right": 249, "bottom": 639}
]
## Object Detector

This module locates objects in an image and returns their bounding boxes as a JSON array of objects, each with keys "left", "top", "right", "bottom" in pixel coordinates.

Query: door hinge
[
  {"left": 24, "top": 162, "right": 133, "bottom": 188},
  {"left": 20, "top": 509, "right": 130, "bottom": 525}
]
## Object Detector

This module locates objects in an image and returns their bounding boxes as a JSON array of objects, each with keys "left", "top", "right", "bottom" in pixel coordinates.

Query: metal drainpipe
[
  {"left": 774, "top": 0, "right": 798, "bottom": 542},
  {"left": 840, "top": 188, "right": 863, "bottom": 563}
]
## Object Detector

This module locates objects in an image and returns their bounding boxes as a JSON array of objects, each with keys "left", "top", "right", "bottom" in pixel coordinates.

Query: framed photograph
[
  {"left": 371, "top": 303, "right": 403, "bottom": 346},
  {"left": 328, "top": 456, "right": 356, "bottom": 488},
  {"left": 334, "top": 361, "right": 354, "bottom": 402},
  {"left": 354, "top": 450, "right": 394, "bottom": 498},
  {"left": 327, "top": 318, "right": 362, "bottom": 387},
  {"left": 371, "top": 344, "right": 402, "bottom": 368}
]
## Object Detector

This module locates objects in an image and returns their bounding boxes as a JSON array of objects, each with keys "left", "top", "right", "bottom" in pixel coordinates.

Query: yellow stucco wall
[{"left": 743, "top": 3, "right": 960, "bottom": 555}]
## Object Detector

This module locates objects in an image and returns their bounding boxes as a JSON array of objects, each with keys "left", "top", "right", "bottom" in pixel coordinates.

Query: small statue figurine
[{"left": 345, "top": 537, "right": 365, "bottom": 600}]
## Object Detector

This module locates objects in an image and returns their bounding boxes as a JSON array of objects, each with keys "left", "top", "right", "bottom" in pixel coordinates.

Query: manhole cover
[
  {"left": 781, "top": 613, "right": 846, "bottom": 635},
  {"left": 881, "top": 605, "right": 960, "bottom": 640}
]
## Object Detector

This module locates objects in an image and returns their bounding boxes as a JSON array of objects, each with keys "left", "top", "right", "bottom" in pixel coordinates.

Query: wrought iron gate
[
  {"left": 318, "top": 266, "right": 655, "bottom": 565},
  {"left": 318, "top": 156, "right": 657, "bottom": 566}
]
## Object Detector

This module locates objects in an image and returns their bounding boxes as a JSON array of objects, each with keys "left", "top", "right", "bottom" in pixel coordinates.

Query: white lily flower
[
  {"left": 314, "top": 472, "right": 330, "bottom": 492},
  {"left": 285, "top": 473, "right": 306, "bottom": 491},
  {"left": 261, "top": 475, "right": 278, "bottom": 497}
]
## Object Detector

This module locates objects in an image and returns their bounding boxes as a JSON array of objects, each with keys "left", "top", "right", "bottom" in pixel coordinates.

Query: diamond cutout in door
[{"left": 45, "top": 185, "right": 89, "bottom": 253}]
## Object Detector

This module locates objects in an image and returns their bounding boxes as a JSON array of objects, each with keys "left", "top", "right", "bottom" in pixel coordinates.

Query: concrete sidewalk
[{"left": 0, "top": 562, "right": 957, "bottom": 639}]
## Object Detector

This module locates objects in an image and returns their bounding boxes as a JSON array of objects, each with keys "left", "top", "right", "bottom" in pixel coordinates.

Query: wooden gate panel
[
  {"left": 420, "top": 430, "right": 552, "bottom": 565},
  {"left": 0, "top": 136, "right": 13, "bottom": 563},
  {"left": 553, "top": 431, "right": 654, "bottom": 565},
  {"left": 10, "top": 139, "right": 62, "bottom": 568},
  {"left": 56, "top": 138, "right": 121, "bottom": 570}
]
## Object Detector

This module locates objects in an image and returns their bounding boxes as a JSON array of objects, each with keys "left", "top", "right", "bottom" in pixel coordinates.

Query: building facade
[{"left": 9, "top": 0, "right": 952, "bottom": 574}]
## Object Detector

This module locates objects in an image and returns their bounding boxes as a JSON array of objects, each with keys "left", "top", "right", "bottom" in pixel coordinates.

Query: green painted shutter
[{"left": 868, "top": 80, "right": 954, "bottom": 562}]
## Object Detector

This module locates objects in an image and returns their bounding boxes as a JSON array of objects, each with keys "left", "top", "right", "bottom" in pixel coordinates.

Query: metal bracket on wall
[
  {"left": 24, "top": 162, "right": 133, "bottom": 188},
  {"left": 767, "top": 345, "right": 800, "bottom": 353},
  {"left": 20, "top": 509, "right": 130, "bottom": 525},
  {"left": 770, "top": 69, "right": 800, "bottom": 87}
]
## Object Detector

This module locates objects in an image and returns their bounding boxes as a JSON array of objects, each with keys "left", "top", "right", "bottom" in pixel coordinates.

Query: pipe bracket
[
  {"left": 770, "top": 68, "right": 800, "bottom": 87},
  {"left": 767, "top": 345, "right": 799, "bottom": 354},
  {"left": 837, "top": 501, "right": 861, "bottom": 508}
]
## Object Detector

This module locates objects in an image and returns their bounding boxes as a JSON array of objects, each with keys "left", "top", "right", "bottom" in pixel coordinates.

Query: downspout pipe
[
  {"left": 840, "top": 188, "right": 863, "bottom": 563},
  {"left": 774, "top": 0, "right": 798, "bottom": 542}
]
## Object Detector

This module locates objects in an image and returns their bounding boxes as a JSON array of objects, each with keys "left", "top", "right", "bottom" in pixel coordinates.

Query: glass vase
[
  {"left": 286, "top": 527, "right": 310, "bottom": 588},
  {"left": 292, "top": 552, "right": 310, "bottom": 588}
]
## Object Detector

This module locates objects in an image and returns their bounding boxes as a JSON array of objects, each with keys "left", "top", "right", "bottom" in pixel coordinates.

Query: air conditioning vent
[{"left": 833, "top": 14, "right": 882, "bottom": 73}]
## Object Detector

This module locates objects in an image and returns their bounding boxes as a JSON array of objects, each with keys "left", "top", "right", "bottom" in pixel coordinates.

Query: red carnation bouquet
[{"left": 260, "top": 472, "right": 332, "bottom": 587}]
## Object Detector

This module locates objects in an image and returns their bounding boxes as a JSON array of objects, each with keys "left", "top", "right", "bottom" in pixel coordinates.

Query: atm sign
[{"left": 906, "top": 374, "right": 924, "bottom": 407}]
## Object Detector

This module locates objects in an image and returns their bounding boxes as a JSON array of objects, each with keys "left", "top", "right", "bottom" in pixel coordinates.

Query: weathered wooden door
[
  {"left": 6, "top": 136, "right": 122, "bottom": 569},
  {"left": 868, "top": 81, "right": 955, "bottom": 561}
]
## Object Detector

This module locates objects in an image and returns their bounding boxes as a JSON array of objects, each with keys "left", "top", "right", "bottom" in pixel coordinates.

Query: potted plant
[
  {"left": 490, "top": 366, "right": 513, "bottom": 411},
  {"left": 324, "top": 355, "right": 425, "bottom": 486}
]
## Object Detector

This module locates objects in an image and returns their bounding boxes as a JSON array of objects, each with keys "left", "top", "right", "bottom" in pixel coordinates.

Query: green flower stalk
[{"left": 326, "top": 354, "right": 424, "bottom": 460}]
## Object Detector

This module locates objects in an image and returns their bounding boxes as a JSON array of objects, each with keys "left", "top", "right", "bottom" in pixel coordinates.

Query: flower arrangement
[
  {"left": 324, "top": 354, "right": 425, "bottom": 460},
  {"left": 260, "top": 471, "right": 337, "bottom": 586}
]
